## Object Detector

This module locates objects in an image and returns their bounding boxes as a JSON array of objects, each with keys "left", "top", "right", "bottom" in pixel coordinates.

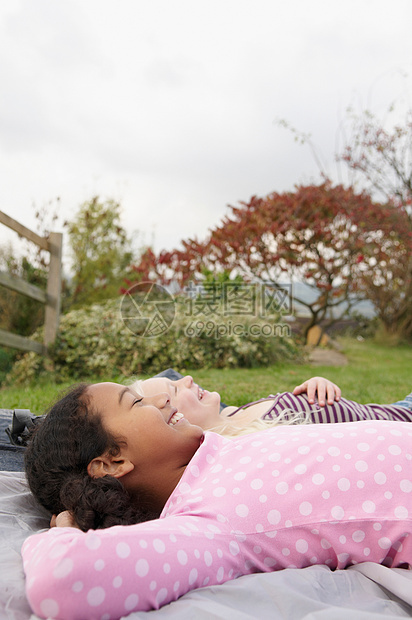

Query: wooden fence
[{"left": 0, "top": 210, "right": 62, "bottom": 356}]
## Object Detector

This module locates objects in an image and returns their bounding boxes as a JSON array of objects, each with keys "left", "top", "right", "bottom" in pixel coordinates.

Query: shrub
[{"left": 6, "top": 298, "right": 301, "bottom": 384}]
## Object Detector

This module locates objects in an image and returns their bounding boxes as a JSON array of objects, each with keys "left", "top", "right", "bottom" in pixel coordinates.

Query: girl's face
[
  {"left": 138, "top": 375, "right": 221, "bottom": 430},
  {"left": 87, "top": 383, "right": 204, "bottom": 488}
]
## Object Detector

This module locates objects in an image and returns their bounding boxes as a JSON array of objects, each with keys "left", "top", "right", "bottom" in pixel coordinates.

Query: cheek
[{"left": 176, "top": 392, "right": 202, "bottom": 421}]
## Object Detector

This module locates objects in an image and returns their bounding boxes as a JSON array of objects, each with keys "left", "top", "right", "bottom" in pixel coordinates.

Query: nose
[
  {"left": 147, "top": 392, "right": 170, "bottom": 409},
  {"left": 179, "top": 375, "right": 193, "bottom": 388}
]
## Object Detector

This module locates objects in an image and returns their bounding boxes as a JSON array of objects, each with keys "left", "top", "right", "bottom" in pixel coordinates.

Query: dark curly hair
[{"left": 24, "top": 383, "right": 159, "bottom": 532}]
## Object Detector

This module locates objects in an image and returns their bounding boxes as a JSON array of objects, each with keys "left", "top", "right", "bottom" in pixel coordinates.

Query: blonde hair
[{"left": 209, "top": 407, "right": 312, "bottom": 437}]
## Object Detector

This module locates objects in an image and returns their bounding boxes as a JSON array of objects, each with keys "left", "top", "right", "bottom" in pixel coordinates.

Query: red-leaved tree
[{"left": 129, "top": 182, "right": 407, "bottom": 338}]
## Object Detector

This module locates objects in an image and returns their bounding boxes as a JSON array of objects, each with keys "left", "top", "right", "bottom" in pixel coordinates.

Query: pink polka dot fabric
[{"left": 22, "top": 420, "right": 412, "bottom": 619}]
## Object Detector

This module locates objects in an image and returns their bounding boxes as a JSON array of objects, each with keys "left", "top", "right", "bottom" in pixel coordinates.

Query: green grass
[{"left": 0, "top": 337, "right": 410, "bottom": 413}]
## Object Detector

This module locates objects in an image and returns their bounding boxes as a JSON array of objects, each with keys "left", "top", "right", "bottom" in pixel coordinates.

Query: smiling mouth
[
  {"left": 168, "top": 411, "right": 184, "bottom": 426},
  {"left": 198, "top": 387, "right": 205, "bottom": 400}
]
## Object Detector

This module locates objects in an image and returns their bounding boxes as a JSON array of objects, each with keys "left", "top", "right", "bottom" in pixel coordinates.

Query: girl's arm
[
  {"left": 22, "top": 515, "right": 241, "bottom": 620},
  {"left": 292, "top": 377, "right": 341, "bottom": 407}
]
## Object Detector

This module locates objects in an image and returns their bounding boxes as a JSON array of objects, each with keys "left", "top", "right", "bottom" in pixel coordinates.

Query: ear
[{"left": 87, "top": 454, "right": 134, "bottom": 480}]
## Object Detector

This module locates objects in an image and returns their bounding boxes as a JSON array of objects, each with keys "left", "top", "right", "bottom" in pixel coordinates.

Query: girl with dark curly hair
[{"left": 22, "top": 381, "right": 412, "bottom": 619}]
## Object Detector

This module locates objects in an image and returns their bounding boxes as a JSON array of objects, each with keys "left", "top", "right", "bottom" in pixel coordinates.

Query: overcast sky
[{"left": 0, "top": 0, "right": 411, "bottom": 262}]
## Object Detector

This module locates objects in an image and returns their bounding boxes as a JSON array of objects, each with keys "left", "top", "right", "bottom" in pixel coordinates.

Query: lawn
[{"left": 0, "top": 337, "right": 410, "bottom": 413}]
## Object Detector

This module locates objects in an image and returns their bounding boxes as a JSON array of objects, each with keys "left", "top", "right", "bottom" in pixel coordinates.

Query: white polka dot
[
  {"left": 234, "top": 472, "right": 246, "bottom": 481},
  {"left": 337, "top": 552, "right": 349, "bottom": 564},
  {"left": 337, "top": 478, "right": 350, "bottom": 491},
  {"left": 229, "top": 541, "right": 240, "bottom": 555},
  {"left": 94, "top": 559, "right": 105, "bottom": 571},
  {"left": 352, "top": 530, "right": 365, "bottom": 542},
  {"left": 298, "top": 446, "right": 310, "bottom": 455},
  {"left": 339, "top": 535, "right": 346, "bottom": 544},
  {"left": 378, "top": 537, "right": 392, "bottom": 549},
  {"left": 400, "top": 479, "right": 412, "bottom": 493},
  {"left": 48, "top": 544, "right": 67, "bottom": 559},
  {"left": 240, "top": 456, "right": 252, "bottom": 464},
  {"left": 312, "top": 473, "right": 325, "bottom": 485},
  {"left": 331, "top": 506, "right": 345, "bottom": 520},
  {"left": 232, "top": 487, "right": 241, "bottom": 495},
  {"left": 269, "top": 452, "right": 281, "bottom": 462},
  {"left": 116, "top": 542, "right": 131, "bottom": 559},
  {"left": 85, "top": 533, "right": 101, "bottom": 550},
  {"left": 206, "top": 454, "right": 215, "bottom": 463},
  {"left": 271, "top": 469, "right": 280, "bottom": 477},
  {"left": 394, "top": 506, "right": 409, "bottom": 518},
  {"left": 264, "top": 557, "right": 277, "bottom": 567},
  {"left": 321, "top": 539, "right": 331, "bottom": 549},
  {"left": 364, "top": 547, "right": 371, "bottom": 556},
  {"left": 332, "top": 432, "right": 344, "bottom": 438},
  {"left": 385, "top": 491, "right": 393, "bottom": 499},
  {"left": 373, "top": 522, "right": 382, "bottom": 531},
  {"left": 316, "top": 456, "right": 324, "bottom": 462},
  {"left": 139, "top": 540, "right": 148, "bottom": 549},
  {"left": 40, "top": 599, "right": 59, "bottom": 618},
  {"left": 204, "top": 551, "right": 213, "bottom": 566},
  {"left": 190, "top": 465, "right": 200, "bottom": 477},
  {"left": 355, "top": 460, "right": 368, "bottom": 472},
  {"left": 124, "top": 594, "right": 139, "bottom": 611},
  {"left": 156, "top": 588, "right": 168, "bottom": 605},
  {"left": 53, "top": 558, "right": 73, "bottom": 579},
  {"left": 299, "top": 502, "right": 312, "bottom": 516},
  {"left": 251, "top": 478, "right": 264, "bottom": 490},
  {"left": 389, "top": 445, "right": 401, "bottom": 456},
  {"left": 377, "top": 454, "right": 385, "bottom": 461},
  {"left": 113, "top": 576, "right": 122, "bottom": 588},
  {"left": 72, "top": 581, "right": 83, "bottom": 592},
  {"left": 87, "top": 586, "right": 105, "bottom": 607},
  {"left": 295, "top": 464, "right": 307, "bottom": 474},
  {"left": 267, "top": 509, "right": 281, "bottom": 525},
  {"left": 357, "top": 480, "right": 365, "bottom": 488},
  {"left": 177, "top": 550, "right": 188, "bottom": 565},
  {"left": 153, "top": 539, "right": 166, "bottom": 553},
  {"left": 395, "top": 464, "right": 402, "bottom": 472},
  {"left": 254, "top": 545, "right": 262, "bottom": 553},
  {"left": 332, "top": 464, "right": 341, "bottom": 472},
  {"left": 322, "top": 490, "right": 330, "bottom": 499},
  {"left": 276, "top": 482, "right": 289, "bottom": 495},
  {"left": 235, "top": 504, "right": 249, "bottom": 517},
  {"left": 362, "top": 501, "right": 376, "bottom": 514},
  {"left": 296, "top": 539, "right": 309, "bottom": 553},
  {"left": 295, "top": 483, "right": 303, "bottom": 491},
  {"left": 374, "top": 472, "right": 387, "bottom": 485},
  {"left": 259, "top": 494, "right": 268, "bottom": 502},
  {"left": 135, "top": 559, "right": 149, "bottom": 577},
  {"left": 189, "top": 568, "right": 198, "bottom": 585},
  {"left": 282, "top": 548, "right": 290, "bottom": 556},
  {"left": 357, "top": 443, "right": 370, "bottom": 452},
  {"left": 163, "top": 563, "right": 171, "bottom": 574},
  {"left": 390, "top": 429, "right": 402, "bottom": 436},
  {"left": 328, "top": 447, "right": 340, "bottom": 457},
  {"left": 213, "top": 487, "right": 226, "bottom": 497},
  {"left": 217, "top": 567, "right": 224, "bottom": 581}
]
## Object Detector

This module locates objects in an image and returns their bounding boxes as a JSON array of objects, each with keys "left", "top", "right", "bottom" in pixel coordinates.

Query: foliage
[
  {"left": 337, "top": 107, "right": 412, "bottom": 340},
  {"left": 5, "top": 298, "right": 301, "bottom": 385},
  {"left": 131, "top": 183, "right": 405, "bottom": 338},
  {"left": 66, "top": 197, "right": 135, "bottom": 309},
  {"left": 1, "top": 337, "right": 410, "bottom": 412},
  {"left": 0, "top": 243, "right": 46, "bottom": 336}
]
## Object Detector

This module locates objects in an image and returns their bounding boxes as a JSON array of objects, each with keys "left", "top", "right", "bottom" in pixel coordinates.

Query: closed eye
[{"left": 132, "top": 397, "right": 143, "bottom": 406}]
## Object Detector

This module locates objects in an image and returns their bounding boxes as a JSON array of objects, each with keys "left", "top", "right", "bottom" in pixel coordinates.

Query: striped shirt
[{"left": 228, "top": 393, "right": 412, "bottom": 424}]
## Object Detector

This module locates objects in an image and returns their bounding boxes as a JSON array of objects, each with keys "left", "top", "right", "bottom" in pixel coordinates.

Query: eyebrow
[{"left": 118, "top": 387, "right": 131, "bottom": 405}]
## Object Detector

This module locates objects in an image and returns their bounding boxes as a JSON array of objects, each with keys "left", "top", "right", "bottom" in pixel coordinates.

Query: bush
[{"left": 6, "top": 298, "right": 302, "bottom": 384}]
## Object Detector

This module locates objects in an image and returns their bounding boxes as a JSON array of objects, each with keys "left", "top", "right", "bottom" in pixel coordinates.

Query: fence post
[{"left": 44, "top": 232, "right": 63, "bottom": 352}]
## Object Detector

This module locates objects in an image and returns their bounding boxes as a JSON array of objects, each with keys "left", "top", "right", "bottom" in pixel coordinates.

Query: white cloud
[{"left": 0, "top": 0, "right": 411, "bottom": 257}]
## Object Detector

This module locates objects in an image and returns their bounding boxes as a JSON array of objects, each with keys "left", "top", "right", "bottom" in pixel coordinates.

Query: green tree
[{"left": 66, "top": 197, "right": 135, "bottom": 308}]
